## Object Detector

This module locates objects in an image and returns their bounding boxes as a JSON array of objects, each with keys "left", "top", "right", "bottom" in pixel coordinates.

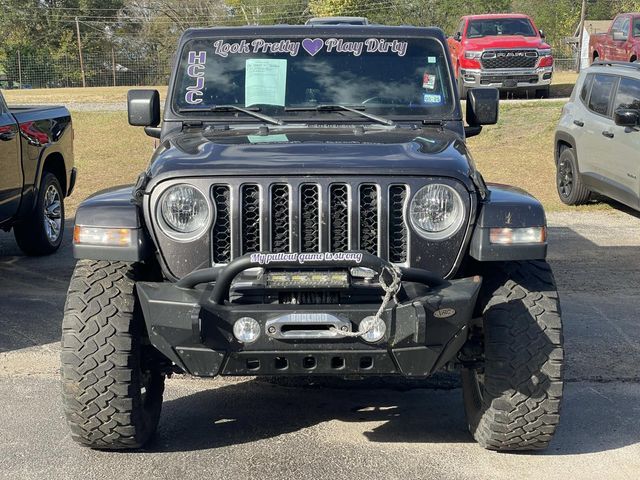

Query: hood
[
  {"left": 465, "top": 35, "right": 548, "bottom": 50},
  {"left": 145, "top": 126, "right": 479, "bottom": 191}
]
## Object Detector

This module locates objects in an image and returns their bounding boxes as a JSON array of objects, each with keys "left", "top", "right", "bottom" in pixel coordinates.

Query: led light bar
[
  {"left": 489, "top": 227, "right": 546, "bottom": 245},
  {"left": 73, "top": 226, "right": 133, "bottom": 247},
  {"left": 266, "top": 270, "right": 349, "bottom": 288}
]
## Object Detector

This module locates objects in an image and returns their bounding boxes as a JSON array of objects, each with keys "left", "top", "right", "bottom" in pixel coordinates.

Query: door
[
  {"left": 580, "top": 74, "right": 620, "bottom": 191},
  {"left": 0, "top": 94, "right": 22, "bottom": 223},
  {"left": 611, "top": 76, "right": 640, "bottom": 207},
  {"left": 449, "top": 18, "right": 465, "bottom": 76},
  {"left": 606, "top": 16, "right": 626, "bottom": 60},
  {"left": 613, "top": 17, "right": 631, "bottom": 60}
]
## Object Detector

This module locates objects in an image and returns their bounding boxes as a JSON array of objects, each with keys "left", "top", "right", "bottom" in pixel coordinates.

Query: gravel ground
[{"left": 1, "top": 210, "right": 639, "bottom": 479}]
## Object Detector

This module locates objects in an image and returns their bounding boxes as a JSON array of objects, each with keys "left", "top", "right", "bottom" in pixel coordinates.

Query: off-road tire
[
  {"left": 556, "top": 147, "right": 590, "bottom": 205},
  {"left": 14, "top": 172, "right": 64, "bottom": 255},
  {"left": 61, "top": 260, "right": 165, "bottom": 449},
  {"left": 462, "top": 260, "right": 563, "bottom": 451}
]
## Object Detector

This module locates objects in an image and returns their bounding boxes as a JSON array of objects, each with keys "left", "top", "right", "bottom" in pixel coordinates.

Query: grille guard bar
[{"left": 176, "top": 251, "right": 449, "bottom": 304}]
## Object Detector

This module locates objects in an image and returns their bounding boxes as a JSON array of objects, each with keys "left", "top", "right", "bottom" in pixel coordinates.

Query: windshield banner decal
[
  {"left": 185, "top": 50, "right": 206, "bottom": 104},
  {"left": 250, "top": 252, "right": 364, "bottom": 266},
  {"left": 210, "top": 38, "right": 408, "bottom": 58}
]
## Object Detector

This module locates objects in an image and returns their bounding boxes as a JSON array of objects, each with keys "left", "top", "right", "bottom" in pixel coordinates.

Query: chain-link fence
[
  {"left": 0, "top": 50, "right": 172, "bottom": 89},
  {"left": 0, "top": 49, "right": 580, "bottom": 90}
]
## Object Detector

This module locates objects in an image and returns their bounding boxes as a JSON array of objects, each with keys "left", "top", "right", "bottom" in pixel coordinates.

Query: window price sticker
[{"left": 423, "top": 72, "right": 436, "bottom": 90}]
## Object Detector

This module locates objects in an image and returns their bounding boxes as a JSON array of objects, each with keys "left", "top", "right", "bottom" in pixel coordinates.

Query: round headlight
[
  {"left": 409, "top": 184, "right": 465, "bottom": 240},
  {"left": 160, "top": 184, "right": 211, "bottom": 236}
]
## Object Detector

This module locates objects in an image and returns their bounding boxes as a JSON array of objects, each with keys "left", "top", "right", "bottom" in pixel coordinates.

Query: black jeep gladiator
[
  {"left": 0, "top": 90, "right": 75, "bottom": 255},
  {"left": 62, "top": 25, "right": 563, "bottom": 451}
]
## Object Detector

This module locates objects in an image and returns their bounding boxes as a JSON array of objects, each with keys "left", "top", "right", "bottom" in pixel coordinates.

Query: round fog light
[
  {"left": 233, "top": 317, "right": 260, "bottom": 343},
  {"left": 359, "top": 316, "right": 386, "bottom": 343}
]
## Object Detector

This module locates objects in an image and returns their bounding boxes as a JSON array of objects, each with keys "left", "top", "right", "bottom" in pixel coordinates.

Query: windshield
[
  {"left": 172, "top": 36, "right": 454, "bottom": 120},
  {"left": 466, "top": 18, "right": 536, "bottom": 38}
]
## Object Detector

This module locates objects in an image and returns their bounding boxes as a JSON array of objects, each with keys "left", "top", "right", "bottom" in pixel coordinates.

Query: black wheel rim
[{"left": 558, "top": 158, "right": 573, "bottom": 198}]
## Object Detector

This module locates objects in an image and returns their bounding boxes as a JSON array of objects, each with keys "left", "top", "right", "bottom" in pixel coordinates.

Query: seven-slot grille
[
  {"left": 481, "top": 50, "right": 538, "bottom": 69},
  {"left": 211, "top": 180, "right": 409, "bottom": 264}
]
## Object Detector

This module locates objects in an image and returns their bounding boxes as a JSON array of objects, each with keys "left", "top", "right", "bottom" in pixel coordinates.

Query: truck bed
[{"left": 7, "top": 104, "right": 71, "bottom": 129}]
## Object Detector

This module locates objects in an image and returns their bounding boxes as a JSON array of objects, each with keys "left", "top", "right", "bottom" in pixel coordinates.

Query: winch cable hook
[{"left": 330, "top": 265, "right": 402, "bottom": 338}]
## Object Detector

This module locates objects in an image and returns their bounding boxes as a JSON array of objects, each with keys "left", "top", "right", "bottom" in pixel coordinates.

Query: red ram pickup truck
[
  {"left": 448, "top": 13, "right": 554, "bottom": 98},
  {"left": 589, "top": 13, "right": 640, "bottom": 64}
]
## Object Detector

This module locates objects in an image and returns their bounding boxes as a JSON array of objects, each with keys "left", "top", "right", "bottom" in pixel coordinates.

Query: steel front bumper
[
  {"left": 137, "top": 252, "right": 482, "bottom": 378},
  {"left": 460, "top": 67, "right": 553, "bottom": 90}
]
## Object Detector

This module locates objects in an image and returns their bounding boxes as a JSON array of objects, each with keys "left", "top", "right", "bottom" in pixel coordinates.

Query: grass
[
  {"left": 2, "top": 71, "right": 579, "bottom": 105},
  {"left": 468, "top": 101, "right": 566, "bottom": 210},
  {"left": 66, "top": 111, "right": 153, "bottom": 212},
  {"left": 3, "top": 86, "right": 168, "bottom": 105},
  {"left": 3, "top": 76, "right": 591, "bottom": 214}
]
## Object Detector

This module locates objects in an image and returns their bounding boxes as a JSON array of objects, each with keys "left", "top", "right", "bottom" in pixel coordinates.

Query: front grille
[
  {"left": 388, "top": 186, "right": 408, "bottom": 263},
  {"left": 210, "top": 180, "right": 409, "bottom": 264},
  {"left": 329, "top": 184, "right": 349, "bottom": 252},
  {"left": 300, "top": 184, "right": 320, "bottom": 252},
  {"left": 271, "top": 184, "right": 290, "bottom": 254},
  {"left": 481, "top": 50, "right": 538, "bottom": 69},
  {"left": 212, "top": 186, "right": 231, "bottom": 264},
  {"left": 241, "top": 185, "right": 261, "bottom": 254},
  {"left": 359, "top": 184, "right": 379, "bottom": 255}
]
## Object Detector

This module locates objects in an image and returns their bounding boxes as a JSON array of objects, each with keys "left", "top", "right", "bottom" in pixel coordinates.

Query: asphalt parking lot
[{"left": 1, "top": 210, "right": 640, "bottom": 480}]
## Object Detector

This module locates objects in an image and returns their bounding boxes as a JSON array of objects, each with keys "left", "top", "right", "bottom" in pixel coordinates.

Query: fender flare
[
  {"left": 35, "top": 144, "right": 68, "bottom": 190},
  {"left": 73, "top": 185, "right": 154, "bottom": 262},
  {"left": 554, "top": 130, "right": 577, "bottom": 165},
  {"left": 469, "top": 183, "right": 547, "bottom": 262}
]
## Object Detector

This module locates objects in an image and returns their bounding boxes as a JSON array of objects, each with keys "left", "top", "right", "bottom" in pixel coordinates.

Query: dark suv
[{"left": 62, "top": 25, "right": 563, "bottom": 452}]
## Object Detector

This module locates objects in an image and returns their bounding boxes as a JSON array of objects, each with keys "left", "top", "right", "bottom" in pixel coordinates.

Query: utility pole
[
  {"left": 75, "top": 16, "right": 86, "bottom": 87},
  {"left": 17, "top": 50, "right": 22, "bottom": 89},
  {"left": 576, "top": 0, "right": 587, "bottom": 72},
  {"left": 111, "top": 44, "right": 117, "bottom": 87}
]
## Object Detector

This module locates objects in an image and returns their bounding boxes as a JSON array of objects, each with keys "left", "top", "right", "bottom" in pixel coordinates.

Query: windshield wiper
[
  {"left": 180, "top": 105, "right": 284, "bottom": 126},
  {"left": 286, "top": 104, "right": 395, "bottom": 126}
]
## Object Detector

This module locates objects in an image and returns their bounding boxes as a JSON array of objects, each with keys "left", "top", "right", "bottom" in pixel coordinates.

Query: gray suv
[{"left": 555, "top": 61, "right": 640, "bottom": 208}]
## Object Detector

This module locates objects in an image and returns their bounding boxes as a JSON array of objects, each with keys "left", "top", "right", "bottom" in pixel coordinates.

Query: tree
[
  {"left": 227, "top": 0, "right": 308, "bottom": 25},
  {"left": 308, "top": 0, "right": 371, "bottom": 17}
]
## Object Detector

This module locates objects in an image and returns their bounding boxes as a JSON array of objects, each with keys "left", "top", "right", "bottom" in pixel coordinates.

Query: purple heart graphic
[{"left": 302, "top": 38, "right": 324, "bottom": 56}]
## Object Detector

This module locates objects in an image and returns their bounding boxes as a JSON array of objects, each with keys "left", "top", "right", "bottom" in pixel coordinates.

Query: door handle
[
  {"left": 0, "top": 131, "right": 17, "bottom": 141},
  {"left": 573, "top": 120, "right": 584, "bottom": 127},
  {"left": 602, "top": 131, "right": 615, "bottom": 139}
]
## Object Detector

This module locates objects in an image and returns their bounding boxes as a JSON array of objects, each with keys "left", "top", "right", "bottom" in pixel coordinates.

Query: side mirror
[
  {"left": 466, "top": 88, "right": 499, "bottom": 126},
  {"left": 614, "top": 108, "right": 639, "bottom": 127},
  {"left": 539, "top": 29, "right": 546, "bottom": 39},
  {"left": 453, "top": 32, "right": 462, "bottom": 42},
  {"left": 612, "top": 30, "right": 627, "bottom": 41},
  {"left": 127, "top": 89, "right": 160, "bottom": 127}
]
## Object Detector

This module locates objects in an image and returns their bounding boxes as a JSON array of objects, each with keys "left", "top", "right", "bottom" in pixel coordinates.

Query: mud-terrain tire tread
[
  {"left": 14, "top": 172, "right": 64, "bottom": 256},
  {"left": 462, "top": 260, "right": 563, "bottom": 451},
  {"left": 61, "top": 260, "right": 164, "bottom": 449},
  {"left": 557, "top": 147, "right": 590, "bottom": 205}
]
